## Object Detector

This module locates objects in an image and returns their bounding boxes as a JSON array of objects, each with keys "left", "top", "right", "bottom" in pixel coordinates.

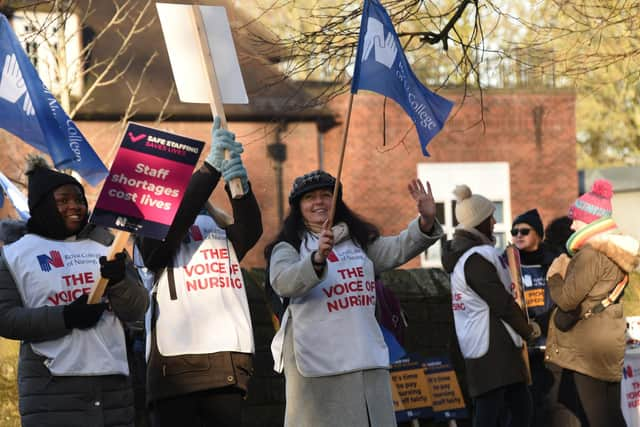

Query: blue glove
[
  {"left": 221, "top": 155, "right": 249, "bottom": 194},
  {"left": 205, "top": 116, "right": 244, "bottom": 172}
]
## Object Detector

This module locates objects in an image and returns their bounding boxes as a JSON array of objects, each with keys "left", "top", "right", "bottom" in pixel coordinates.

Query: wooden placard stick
[
  {"left": 190, "top": 5, "right": 244, "bottom": 199},
  {"left": 505, "top": 243, "right": 532, "bottom": 386},
  {"left": 88, "top": 230, "right": 130, "bottom": 304}
]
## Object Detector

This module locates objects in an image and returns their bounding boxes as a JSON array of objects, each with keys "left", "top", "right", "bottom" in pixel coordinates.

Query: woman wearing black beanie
[{"left": 0, "top": 155, "right": 148, "bottom": 427}]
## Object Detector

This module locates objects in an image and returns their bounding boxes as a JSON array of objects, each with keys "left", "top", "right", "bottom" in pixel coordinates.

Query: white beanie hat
[{"left": 453, "top": 185, "right": 495, "bottom": 228}]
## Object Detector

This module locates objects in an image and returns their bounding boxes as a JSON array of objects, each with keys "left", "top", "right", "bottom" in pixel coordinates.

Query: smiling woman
[
  {"left": 264, "top": 169, "right": 443, "bottom": 427},
  {"left": 0, "top": 155, "right": 148, "bottom": 427}
]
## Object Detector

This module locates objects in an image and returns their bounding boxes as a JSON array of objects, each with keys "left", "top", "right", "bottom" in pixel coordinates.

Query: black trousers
[
  {"left": 150, "top": 388, "right": 244, "bottom": 427},
  {"left": 472, "top": 381, "right": 532, "bottom": 427},
  {"left": 546, "top": 363, "right": 626, "bottom": 427}
]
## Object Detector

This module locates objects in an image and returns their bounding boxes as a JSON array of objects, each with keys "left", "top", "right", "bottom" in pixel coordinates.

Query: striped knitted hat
[{"left": 569, "top": 179, "right": 613, "bottom": 224}]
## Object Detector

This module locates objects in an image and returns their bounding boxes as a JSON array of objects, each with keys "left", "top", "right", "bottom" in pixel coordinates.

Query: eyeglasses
[{"left": 510, "top": 228, "right": 531, "bottom": 237}]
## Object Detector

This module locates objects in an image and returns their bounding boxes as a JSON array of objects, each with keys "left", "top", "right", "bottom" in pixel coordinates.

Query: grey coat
[
  {"left": 0, "top": 222, "right": 149, "bottom": 427},
  {"left": 270, "top": 218, "right": 442, "bottom": 427}
]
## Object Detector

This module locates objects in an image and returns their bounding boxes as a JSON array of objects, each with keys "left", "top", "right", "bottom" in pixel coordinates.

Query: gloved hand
[
  {"left": 221, "top": 155, "right": 249, "bottom": 194},
  {"left": 99, "top": 251, "right": 126, "bottom": 285},
  {"left": 527, "top": 320, "right": 542, "bottom": 342},
  {"left": 205, "top": 116, "right": 244, "bottom": 172},
  {"left": 63, "top": 294, "right": 107, "bottom": 330},
  {"left": 547, "top": 253, "right": 571, "bottom": 280}
]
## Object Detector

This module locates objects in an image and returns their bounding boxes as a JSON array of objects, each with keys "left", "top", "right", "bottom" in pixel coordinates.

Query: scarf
[{"left": 566, "top": 216, "right": 617, "bottom": 256}]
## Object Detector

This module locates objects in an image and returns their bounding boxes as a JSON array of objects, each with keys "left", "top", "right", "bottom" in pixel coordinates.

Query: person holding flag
[
  {"left": 266, "top": 170, "right": 442, "bottom": 427},
  {"left": 0, "top": 156, "right": 148, "bottom": 427}
]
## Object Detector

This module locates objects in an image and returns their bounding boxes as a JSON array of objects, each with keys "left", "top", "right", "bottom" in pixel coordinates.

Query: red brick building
[{"left": 60, "top": 88, "right": 575, "bottom": 269}]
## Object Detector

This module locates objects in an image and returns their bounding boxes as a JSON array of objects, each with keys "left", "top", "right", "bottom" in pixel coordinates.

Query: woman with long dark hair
[{"left": 265, "top": 170, "right": 443, "bottom": 427}]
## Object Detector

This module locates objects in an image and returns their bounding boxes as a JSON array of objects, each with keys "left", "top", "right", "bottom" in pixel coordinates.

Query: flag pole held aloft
[{"left": 330, "top": 0, "right": 454, "bottom": 222}]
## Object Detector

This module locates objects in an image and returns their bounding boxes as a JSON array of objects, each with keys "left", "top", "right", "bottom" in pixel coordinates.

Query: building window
[
  {"left": 11, "top": 11, "right": 84, "bottom": 98},
  {"left": 417, "top": 162, "right": 512, "bottom": 268}
]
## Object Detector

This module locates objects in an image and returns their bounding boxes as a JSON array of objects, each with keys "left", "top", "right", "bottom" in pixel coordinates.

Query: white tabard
[
  {"left": 154, "top": 214, "right": 254, "bottom": 356},
  {"left": 2, "top": 234, "right": 128, "bottom": 376},
  {"left": 272, "top": 234, "right": 388, "bottom": 377},
  {"left": 451, "top": 245, "right": 523, "bottom": 358}
]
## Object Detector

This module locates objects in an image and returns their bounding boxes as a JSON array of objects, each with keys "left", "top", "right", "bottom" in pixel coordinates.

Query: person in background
[
  {"left": 266, "top": 170, "right": 442, "bottom": 427},
  {"left": 442, "top": 185, "right": 540, "bottom": 427},
  {"left": 510, "top": 209, "right": 563, "bottom": 426},
  {"left": 0, "top": 156, "right": 148, "bottom": 427},
  {"left": 544, "top": 216, "right": 573, "bottom": 256},
  {"left": 136, "top": 116, "right": 262, "bottom": 427},
  {"left": 545, "top": 179, "right": 639, "bottom": 427},
  {"left": 536, "top": 214, "right": 582, "bottom": 426}
]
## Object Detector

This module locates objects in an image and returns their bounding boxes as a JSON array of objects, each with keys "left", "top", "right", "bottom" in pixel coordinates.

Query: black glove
[
  {"left": 62, "top": 294, "right": 107, "bottom": 330},
  {"left": 99, "top": 251, "right": 126, "bottom": 285}
]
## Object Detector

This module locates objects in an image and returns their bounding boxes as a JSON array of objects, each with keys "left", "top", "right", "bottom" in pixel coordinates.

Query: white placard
[{"left": 156, "top": 3, "right": 248, "bottom": 104}]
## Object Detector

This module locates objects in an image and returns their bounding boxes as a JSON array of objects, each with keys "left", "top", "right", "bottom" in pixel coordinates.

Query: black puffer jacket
[{"left": 0, "top": 222, "right": 148, "bottom": 427}]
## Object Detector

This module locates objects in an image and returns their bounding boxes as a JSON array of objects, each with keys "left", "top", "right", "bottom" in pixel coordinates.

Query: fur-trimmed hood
[{"left": 587, "top": 233, "right": 640, "bottom": 273}]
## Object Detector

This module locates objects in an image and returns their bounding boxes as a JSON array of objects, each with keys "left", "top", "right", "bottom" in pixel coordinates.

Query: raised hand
[
  {"left": 220, "top": 155, "right": 249, "bottom": 194},
  {"left": 362, "top": 17, "right": 384, "bottom": 62},
  {"left": 408, "top": 178, "right": 436, "bottom": 232},
  {"left": 0, "top": 54, "right": 27, "bottom": 103},
  {"left": 375, "top": 32, "right": 398, "bottom": 68},
  {"left": 205, "top": 116, "right": 244, "bottom": 172}
]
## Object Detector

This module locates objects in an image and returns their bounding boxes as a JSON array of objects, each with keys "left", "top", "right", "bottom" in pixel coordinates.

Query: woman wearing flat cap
[
  {"left": 265, "top": 170, "right": 443, "bottom": 427},
  {"left": 0, "top": 156, "right": 148, "bottom": 427}
]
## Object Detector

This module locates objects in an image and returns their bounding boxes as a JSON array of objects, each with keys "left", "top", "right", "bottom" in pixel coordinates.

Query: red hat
[{"left": 569, "top": 179, "right": 613, "bottom": 224}]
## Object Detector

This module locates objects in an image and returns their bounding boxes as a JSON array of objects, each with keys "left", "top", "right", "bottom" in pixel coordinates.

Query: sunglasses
[{"left": 510, "top": 228, "right": 531, "bottom": 237}]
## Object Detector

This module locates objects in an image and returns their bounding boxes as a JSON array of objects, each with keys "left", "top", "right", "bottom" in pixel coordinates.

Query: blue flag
[
  {"left": 0, "top": 14, "right": 108, "bottom": 186},
  {"left": 351, "top": 0, "right": 453, "bottom": 156},
  {"left": 0, "top": 171, "right": 29, "bottom": 220},
  {"left": 380, "top": 325, "right": 406, "bottom": 363}
]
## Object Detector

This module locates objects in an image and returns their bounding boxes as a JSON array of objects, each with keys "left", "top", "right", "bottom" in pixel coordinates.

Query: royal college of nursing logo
[{"left": 36, "top": 250, "right": 64, "bottom": 272}]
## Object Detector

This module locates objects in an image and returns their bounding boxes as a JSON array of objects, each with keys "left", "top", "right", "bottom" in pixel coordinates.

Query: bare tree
[
  {"left": 0, "top": 0, "right": 177, "bottom": 176},
  {"left": 239, "top": 0, "right": 640, "bottom": 164}
]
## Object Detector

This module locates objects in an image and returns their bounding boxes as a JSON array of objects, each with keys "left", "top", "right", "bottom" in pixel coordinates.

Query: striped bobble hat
[{"left": 569, "top": 179, "right": 613, "bottom": 224}]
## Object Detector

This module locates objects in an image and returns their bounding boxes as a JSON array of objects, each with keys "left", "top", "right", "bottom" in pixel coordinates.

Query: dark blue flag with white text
[
  {"left": 0, "top": 14, "right": 108, "bottom": 186},
  {"left": 351, "top": 0, "right": 453, "bottom": 156}
]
